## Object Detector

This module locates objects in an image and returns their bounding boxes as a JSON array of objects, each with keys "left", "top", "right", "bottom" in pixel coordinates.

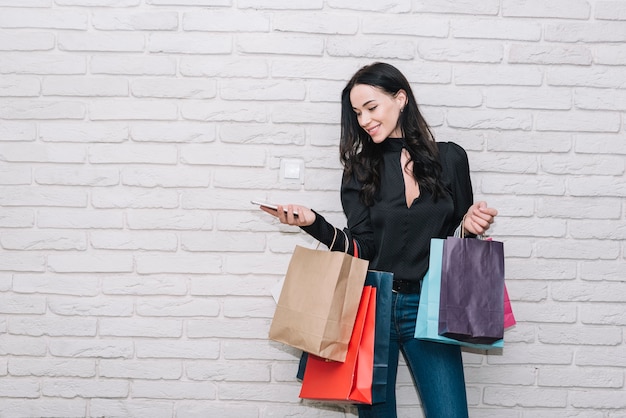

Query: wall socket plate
[{"left": 280, "top": 158, "right": 304, "bottom": 183}]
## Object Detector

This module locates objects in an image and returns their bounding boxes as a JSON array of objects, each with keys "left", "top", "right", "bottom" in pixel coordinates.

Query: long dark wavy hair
[{"left": 340, "top": 62, "right": 446, "bottom": 205}]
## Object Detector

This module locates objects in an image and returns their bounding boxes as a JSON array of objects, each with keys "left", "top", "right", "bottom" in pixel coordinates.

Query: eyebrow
[{"left": 352, "top": 99, "right": 376, "bottom": 110}]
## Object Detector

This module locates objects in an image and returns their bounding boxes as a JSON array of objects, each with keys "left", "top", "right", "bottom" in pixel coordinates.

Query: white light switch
[
  {"left": 284, "top": 161, "right": 300, "bottom": 179},
  {"left": 280, "top": 158, "right": 304, "bottom": 183}
]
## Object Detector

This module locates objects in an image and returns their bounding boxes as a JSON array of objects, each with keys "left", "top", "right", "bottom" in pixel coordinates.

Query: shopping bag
[
  {"left": 299, "top": 285, "right": 376, "bottom": 404},
  {"left": 415, "top": 239, "right": 504, "bottom": 350},
  {"left": 364, "top": 270, "right": 393, "bottom": 404},
  {"left": 504, "top": 286, "right": 516, "bottom": 329},
  {"left": 438, "top": 236, "right": 505, "bottom": 344},
  {"left": 269, "top": 242, "right": 369, "bottom": 362},
  {"left": 296, "top": 270, "right": 393, "bottom": 405},
  {"left": 353, "top": 238, "right": 392, "bottom": 403}
]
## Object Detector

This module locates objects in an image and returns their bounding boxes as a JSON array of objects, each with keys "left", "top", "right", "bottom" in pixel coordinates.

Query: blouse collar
[{"left": 380, "top": 137, "right": 406, "bottom": 153}]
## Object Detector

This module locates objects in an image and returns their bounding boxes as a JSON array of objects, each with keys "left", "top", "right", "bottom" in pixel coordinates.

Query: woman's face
[{"left": 350, "top": 84, "right": 407, "bottom": 143}]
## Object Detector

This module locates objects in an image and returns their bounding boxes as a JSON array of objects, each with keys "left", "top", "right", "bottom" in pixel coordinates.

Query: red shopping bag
[{"left": 299, "top": 285, "right": 376, "bottom": 404}]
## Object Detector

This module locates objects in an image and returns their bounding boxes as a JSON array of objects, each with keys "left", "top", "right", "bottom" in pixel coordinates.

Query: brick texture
[{"left": 0, "top": 1, "right": 624, "bottom": 417}]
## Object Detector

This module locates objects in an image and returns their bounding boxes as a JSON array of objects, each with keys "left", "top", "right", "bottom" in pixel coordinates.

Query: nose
[{"left": 358, "top": 112, "right": 370, "bottom": 127}]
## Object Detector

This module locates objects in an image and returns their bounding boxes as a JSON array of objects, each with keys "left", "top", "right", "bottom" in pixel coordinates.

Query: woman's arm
[
  {"left": 259, "top": 204, "right": 356, "bottom": 254},
  {"left": 443, "top": 142, "right": 497, "bottom": 236},
  {"left": 339, "top": 170, "right": 375, "bottom": 259},
  {"left": 257, "top": 171, "right": 375, "bottom": 258}
]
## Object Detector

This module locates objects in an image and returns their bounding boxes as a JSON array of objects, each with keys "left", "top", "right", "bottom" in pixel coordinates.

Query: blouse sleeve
[
  {"left": 440, "top": 142, "right": 474, "bottom": 236},
  {"left": 340, "top": 169, "right": 375, "bottom": 259},
  {"left": 300, "top": 169, "right": 375, "bottom": 260}
]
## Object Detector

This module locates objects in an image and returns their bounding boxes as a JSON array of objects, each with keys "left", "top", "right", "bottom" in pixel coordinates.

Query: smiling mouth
[{"left": 365, "top": 124, "right": 380, "bottom": 135}]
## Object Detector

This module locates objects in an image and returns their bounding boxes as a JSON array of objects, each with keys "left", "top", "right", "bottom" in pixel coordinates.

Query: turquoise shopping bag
[{"left": 414, "top": 238, "right": 504, "bottom": 350}]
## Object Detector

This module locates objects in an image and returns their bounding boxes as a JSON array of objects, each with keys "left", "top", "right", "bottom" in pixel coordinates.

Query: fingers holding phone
[{"left": 252, "top": 200, "right": 315, "bottom": 227}]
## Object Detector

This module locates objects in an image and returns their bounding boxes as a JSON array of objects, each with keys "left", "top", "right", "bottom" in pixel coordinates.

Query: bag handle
[
  {"left": 456, "top": 214, "right": 487, "bottom": 240},
  {"left": 453, "top": 215, "right": 466, "bottom": 238},
  {"left": 316, "top": 228, "right": 350, "bottom": 253},
  {"left": 460, "top": 215, "right": 468, "bottom": 239},
  {"left": 315, "top": 228, "right": 338, "bottom": 251}
]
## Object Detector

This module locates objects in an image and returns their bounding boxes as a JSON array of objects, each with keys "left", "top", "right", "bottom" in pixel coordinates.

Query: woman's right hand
[{"left": 260, "top": 204, "right": 316, "bottom": 227}]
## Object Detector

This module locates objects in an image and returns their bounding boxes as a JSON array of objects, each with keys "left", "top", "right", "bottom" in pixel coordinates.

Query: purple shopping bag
[
  {"left": 415, "top": 239, "right": 504, "bottom": 350},
  {"left": 438, "top": 237, "right": 505, "bottom": 344}
]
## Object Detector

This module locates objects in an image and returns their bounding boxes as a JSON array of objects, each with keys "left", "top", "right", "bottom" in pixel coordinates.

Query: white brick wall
[{"left": 0, "top": 0, "right": 624, "bottom": 417}]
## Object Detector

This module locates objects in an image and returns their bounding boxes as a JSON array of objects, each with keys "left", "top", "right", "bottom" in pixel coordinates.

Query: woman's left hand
[{"left": 463, "top": 201, "right": 498, "bottom": 236}]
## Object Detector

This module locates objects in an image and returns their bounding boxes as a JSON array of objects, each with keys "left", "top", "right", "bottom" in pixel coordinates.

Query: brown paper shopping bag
[{"left": 269, "top": 237, "right": 369, "bottom": 362}]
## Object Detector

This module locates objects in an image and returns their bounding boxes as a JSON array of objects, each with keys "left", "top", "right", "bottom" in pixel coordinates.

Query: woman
[{"left": 260, "top": 62, "right": 497, "bottom": 418}]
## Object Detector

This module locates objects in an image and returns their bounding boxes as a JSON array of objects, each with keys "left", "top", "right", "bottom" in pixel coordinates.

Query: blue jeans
[{"left": 357, "top": 292, "right": 469, "bottom": 418}]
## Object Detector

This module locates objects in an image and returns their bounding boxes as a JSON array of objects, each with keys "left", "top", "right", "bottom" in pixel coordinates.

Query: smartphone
[{"left": 251, "top": 200, "right": 298, "bottom": 216}]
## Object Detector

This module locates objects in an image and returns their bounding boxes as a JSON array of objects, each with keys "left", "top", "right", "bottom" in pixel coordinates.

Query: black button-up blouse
[{"left": 303, "top": 140, "right": 474, "bottom": 283}]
